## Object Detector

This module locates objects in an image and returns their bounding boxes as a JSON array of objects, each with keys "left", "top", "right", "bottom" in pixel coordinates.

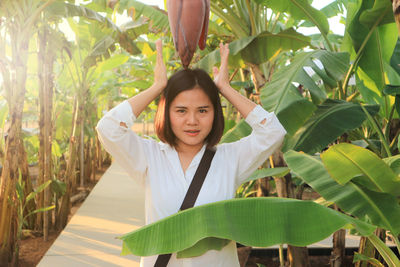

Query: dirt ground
[{"left": 17, "top": 166, "right": 109, "bottom": 267}]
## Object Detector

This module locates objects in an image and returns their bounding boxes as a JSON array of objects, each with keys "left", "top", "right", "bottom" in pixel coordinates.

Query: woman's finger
[
  {"left": 213, "top": 66, "right": 219, "bottom": 78},
  {"left": 156, "top": 39, "right": 163, "bottom": 62}
]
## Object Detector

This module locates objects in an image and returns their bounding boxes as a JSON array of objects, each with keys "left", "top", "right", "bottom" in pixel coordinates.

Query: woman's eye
[
  {"left": 177, "top": 109, "right": 185, "bottom": 113},
  {"left": 199, "top": 109, "right": 207, "bottom": 113}
]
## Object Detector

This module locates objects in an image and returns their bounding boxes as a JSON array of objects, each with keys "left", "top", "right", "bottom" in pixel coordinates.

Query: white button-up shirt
[{"left": 96, "top": 100, "right": 286, "bottom": 267}]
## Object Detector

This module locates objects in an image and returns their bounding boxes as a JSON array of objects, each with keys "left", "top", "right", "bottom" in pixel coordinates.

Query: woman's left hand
[{"left": 213, "top": 43, "right": 230, "bottom": 92}]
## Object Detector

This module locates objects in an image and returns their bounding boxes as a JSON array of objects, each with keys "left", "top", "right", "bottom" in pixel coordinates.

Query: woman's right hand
[{"left": 154, "top": 39, "right": 168, "bottom": 90}]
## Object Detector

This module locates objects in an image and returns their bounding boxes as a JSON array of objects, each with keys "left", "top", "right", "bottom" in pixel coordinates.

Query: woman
[{"left": 96, "top": 40, "right": 287, "bottom": 266}]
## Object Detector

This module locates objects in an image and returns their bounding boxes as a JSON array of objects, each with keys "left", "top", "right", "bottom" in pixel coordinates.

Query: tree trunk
[
  {"left": 84, "top": 140, "right": 91, "bottom": 185},
  {"left": 331, "top": 229, "right": 346, "bottom": 267},
  {"left": 91, "top": 136, "right": 97, "bottom": 182},
  {"left": 19, "top": 138, "right": 36, "bottom": 230},
  {"left": 0, "top": 29, "right": 29, "bottom": 265},
  {"left": 248, "top": 63, "right": 266, "bottom": 97},
  {"left": 96, "top": 135, "right": 102, "bottom": 169},
  {"left": 355, "top": 228, "right": 386, "bottom": 267},
  {"left": 330, "top": 204, "right": 346, "bottom": 267},
  {"left": 37, "top": 26, "right": 55, "bottom": 241},
  {"left": 57, "top": 97, "right": 79, "bottom": 230},
  {"left": 287, "top": 245, "right": 311, "bottom": 267},
  {"left": 272, "top": 151, "right": 311, "bottom": 267}
]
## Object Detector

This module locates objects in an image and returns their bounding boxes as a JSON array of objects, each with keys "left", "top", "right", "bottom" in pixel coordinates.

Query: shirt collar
[{"left": 159, "top": 142, "right": 208, "bottom": 165}]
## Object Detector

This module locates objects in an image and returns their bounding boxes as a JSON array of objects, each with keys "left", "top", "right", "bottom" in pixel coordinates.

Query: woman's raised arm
[
  {"left": 213, "top": 43, "right": 258, "bottom": 120},
  {"left": 127, "top": 39, "right": 168, "bottom": 119}
]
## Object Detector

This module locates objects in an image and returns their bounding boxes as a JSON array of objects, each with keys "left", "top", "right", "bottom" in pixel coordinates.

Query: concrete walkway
[
  {"left": 38, "top": 162, "right": 144, "bottom": 267},
  {"left": 38, "top": 162, "right": 366, "bottom": 267}
]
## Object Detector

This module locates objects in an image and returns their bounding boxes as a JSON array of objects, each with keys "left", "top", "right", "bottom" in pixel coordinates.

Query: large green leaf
[
  {"left": 47, "top": 2, "right": 140, "bottom": 56},
  {"left": 358, "top": 23, "right": 398, "bottom": 93},
  {"left": 284, "top": 150, "right": 400, "bottom": 235},
  {"left": 196, "top": 28, "right": 310, "bottom": 71},
  {"left": 320, "top": 143, "right": 400, "bottom": 196},
  {"left": 94, "top": 54, "right": 130, "bottom": 76},
  {"left": 282, "top": 99, "right": 380, "bottom": 154},
  {"left": 118, "top": 0, "right": 169, "bottom": 32},
  {"left": 253, "top": 0, "right": 329, "bottom": 34},
  {"left": 359, "top": 0, "right": 394, "bottom": 28},
  {"left": 210, "top": 1, "right": 249, "bottom": 38},
  {"left": 260, "top": 50, "right": 349, "bottom": 135},
  {"left": 346, "top": 0, "right": 397, "bottom": 91},
  {"left": 220, "top": 119, "right": 252, "bottom": 143},
  {"left": 391, "top": 39, "right": 400, "bottom": 76},
  {"left": 47, "top": 2, "right": 120, "bottom": 32},
  {"left": 119, "top": 198, "right": 375, "bottom": 257},
  {"left": 245, "top": 167, "right": 290, "bottom": 183},
  {"left": 240, "top": 28, "right": 311, "bottom": 65},
  {"left": 383, "top": 154, "right": 400, "bottom": 175},
  {"left": 196, "top": 36, "right": 256, "bottom": 72}
]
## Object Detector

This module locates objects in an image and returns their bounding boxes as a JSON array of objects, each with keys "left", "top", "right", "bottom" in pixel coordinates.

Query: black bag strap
[{"left": 154, "top": 147, "right": 216, "bottom": 267}]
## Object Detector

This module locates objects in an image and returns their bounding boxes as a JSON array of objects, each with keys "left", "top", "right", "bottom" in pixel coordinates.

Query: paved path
[
  {"left": 38, "top": 162, "right": 144, "bottom": 267},
  {"left": 38, "top": 162, "right": 365, "bottom": 267}
]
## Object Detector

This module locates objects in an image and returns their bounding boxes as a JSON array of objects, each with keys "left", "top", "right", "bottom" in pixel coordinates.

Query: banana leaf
[
  {"left": 346, "top": 0, "right": 397, "bottom": 93},
  {"left": 47, "top": 2, "right": 121, "bottom": 32},
  {"left": 359, "top": 0, "right": 394, "bottom": 28},
  {"left": 245, "top": 167, "right": 289, "bottom": 183},
  {"left": 240, "top": 28, "right": 311, "bottom": 65},
  {"left": 391, "top": 39, "right": 400, "bottom": 75},
  {"left": 196, "top": 28, "right": 309, "bottom": 72},
  {"left": 284, "top": 150, "right": 400, "bottom": 235},
  {"left": 260, "top": 50, "right": 349, "bottom": 135},
  {"left": 383, "top": 154, "right": 400, "bottom": 174},
  {"left": 220, "top": 119, "right": 252, "bottom": 143},
  {"left": 196, "top": 36, "right": 256, "bottom": 72},
  {"left": 117, "top": 0, "right": 169, "bottom": 32},
  {"left": 282, "top": 99, "right": 380, "bottom": 154},
  {"left": 302, "top": 0, "right": 347, "bottom": 26},
  {"left": 119, "top": 197, "right": 375, "bottom": 258},
  {"left": 253, "top": 0, "right": 329, "bottom": 35},
  {"left": 47, "top": 2, "right": 141, "bottom": 59},
  {"left": 321, "top": 143, "right": 400, "bottom": 197}
]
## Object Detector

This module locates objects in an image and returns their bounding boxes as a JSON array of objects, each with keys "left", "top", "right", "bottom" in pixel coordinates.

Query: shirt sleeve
[
  {"left": 227, "top": 105, "right": 287, "bottom": 188},
  {"left": 95, "top": 100, "right": 151, "bottom": 185}
]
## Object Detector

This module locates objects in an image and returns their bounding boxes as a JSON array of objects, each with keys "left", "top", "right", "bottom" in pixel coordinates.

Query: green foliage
[
  {"left": 284, "top": 149, "right": 400, "bottom": 235},
  {"left": 282, "top": 100, "right": 379, "bottom": 154},
  {"left": 220, "top": 119, "right": 252, "bottom": 143},
  {"left": 15, "top": 173, "right": 55, "bottom": 230},
  {"left": 117, "top": 0, "right": 169, "bottom": 32},
  {"left": 353, "top": 252, "right": 385, "bottom": 267},
  {"left": 321, "top": 143, "right": 400, "bottom": 196},
  {"left": 120, "top": 197, "right": 375, "bottom": 257},
  {"left": 254, "top": 0, "right": 330, "bottom": 34},
  {"left": 260, "top": 50, "right": 349, "bottom": 135}
]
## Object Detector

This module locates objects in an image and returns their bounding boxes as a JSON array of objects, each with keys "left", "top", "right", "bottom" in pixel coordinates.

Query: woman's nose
[{"left": 186, "top": 112, "right": 198, "bottom": 125}]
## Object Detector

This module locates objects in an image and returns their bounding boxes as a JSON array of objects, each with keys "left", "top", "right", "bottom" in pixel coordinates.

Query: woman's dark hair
[{"left": 155, "top": 68, "right": 224, "bottom": 148}]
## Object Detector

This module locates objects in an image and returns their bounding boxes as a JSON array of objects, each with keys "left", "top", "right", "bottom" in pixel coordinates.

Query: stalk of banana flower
[{"left": 167, "top": 0, "right": 210, "bottom": 69}]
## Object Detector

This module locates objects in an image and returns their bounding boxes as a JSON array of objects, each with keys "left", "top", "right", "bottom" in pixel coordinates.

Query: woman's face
[{"left": 169, "top": 86, "right": 214, "bottom": 152}]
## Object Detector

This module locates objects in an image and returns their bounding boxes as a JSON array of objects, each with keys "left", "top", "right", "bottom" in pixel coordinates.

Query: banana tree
[
  {"left": 43, "top": 1, "right": 148, "bottom": 231},
  {"left": 284, "top": 143, "right": 400, "bottom": 266},
  {"left": 0, "top": 0, "right": 55, "bottom": 264}
]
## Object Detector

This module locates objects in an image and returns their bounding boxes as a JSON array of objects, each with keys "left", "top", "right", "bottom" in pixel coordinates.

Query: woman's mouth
[{"left": 185, "top": 130, "right": 200, "bottom": 136}]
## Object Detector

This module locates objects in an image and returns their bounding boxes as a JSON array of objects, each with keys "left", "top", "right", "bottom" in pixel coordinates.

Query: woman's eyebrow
[{"left": 197, "top": 105, "right": 211, "bottom": 109}]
